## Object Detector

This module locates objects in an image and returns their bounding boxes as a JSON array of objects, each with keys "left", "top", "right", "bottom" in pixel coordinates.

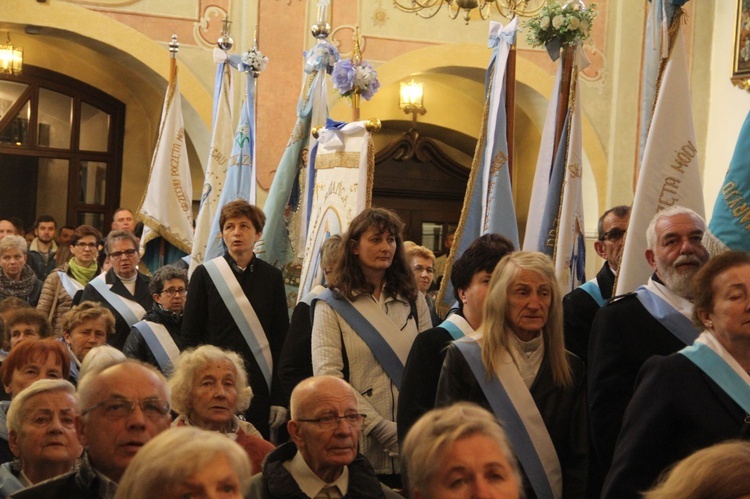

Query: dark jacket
[
  {"left": 587, "top": 284, "right": 695, "bottom": 475},
  {"left": 562, "top": 262, "right": 615, "bottom": 364},
  {"left": 437, "top": 345, "right": 588, "bottom": 499},
  {"left": 396, "top": 323, "right": 455, "bottom": 443},
  {"left": 79, "top": 268, "right": 153, "bottom": 350},
  {"left": 246, "top": 441, "right": 395, "bottom": 499},
  {"left": 602, "top": 353, "right": 750, "bottom": 499},
  {"left": 11, "top": 454, "right": 105, "bottom": 499},
  {"left": 122, "top": 304, "right": 183, "bottom": 374},
  {"left": 277, "top": 301, "right": 313, "bottom": 407},
  {"left": 181, "top": 254, "right": 289, "bottom": 439},
  {"left": 27, "top": 250, "right": 57, "bottom": 281}
]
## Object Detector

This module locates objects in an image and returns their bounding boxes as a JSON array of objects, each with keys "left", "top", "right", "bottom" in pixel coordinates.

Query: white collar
[
  {"left": 696, "top": 331, "right": 750, "bottom": 386},
  {"left": 283, "top": 450, "right": 349, "bottom": 498},
  {"left": 645, "top": 277, "right": 693, "bottom": 321}
]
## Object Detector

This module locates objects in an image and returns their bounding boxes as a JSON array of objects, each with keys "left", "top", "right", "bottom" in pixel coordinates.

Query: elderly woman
[
  {"left": 0, "top": 236, "right": 42, "bottom": 306},
  {"left": 406, "top": 244, "right": 439, "bottom": 326},
  {"left": 0, "top": 339, "right": 70, "bottom": 465},
  {"left": 312, "top": 208, "right": 432, "bottom": 487},
  {"left": 436, "top": 251, "right": 587, "bottom": 499},
  {"left": 169, "top": 345, "right": 274, "bottom": 474},
  {"left": 37, "top": 225, "right": 101, "bottom": 336},
  {"left": 0, "top": 379, "right": 82, "bottom": 497},
  {"left": 60, "top": 301, "right": 115, "bottom": 383},
  {"left": 603, "top": 251, "right": 750, "bottom": 497},
  {"left": 115, "top": 426, "right": 251, "bottom": 499},
  {"left": 402, "top": 402, "right": 522, "bottom": 499},
  {"left": 4, "top": 309, "right": 52, "bottom": 352}
]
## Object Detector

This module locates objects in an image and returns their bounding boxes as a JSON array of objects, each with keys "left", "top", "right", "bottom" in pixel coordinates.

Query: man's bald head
[{"left": 290, "top": 375, "right": 357, "bottom": 420}]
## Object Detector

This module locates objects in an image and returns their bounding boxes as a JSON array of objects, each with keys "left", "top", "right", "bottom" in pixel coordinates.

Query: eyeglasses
[
  {"left": 296, "top": 413, "right": 366, "bottom": 430},
  {"left": 109, "top": 249, "right": 138, "bottom": 260},
  {"left": 82, "top": 397, "right": 170, "bottom": 421},
  {"left": 600, "top": 228, "right": 627, "bottom": 242},
  {"left": 413, "top": 265, "right": 435, "bottom": 275},
  {"left": 75, "top": 242, "right": 98, "bottom": 249},
  {"left": 160, "top": 287, "right": 187, "bottom": 297}
]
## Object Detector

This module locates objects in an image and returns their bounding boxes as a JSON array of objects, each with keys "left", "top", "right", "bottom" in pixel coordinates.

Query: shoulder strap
[
  {"left": 454, "top": 340, "right": 562, "bottom": 499},
  {"left": 203, "top": 258, "right": 273, "bottom": 390},
  {"left": 579, "top": 280, "right": 605, "bottom": 307},
  {"left": 133, "top": 321, "right": 180, "bottom": 375},
  {"left": 681, "top": 342, "right": 750, "bottom": 414},
  {"left": 635, "top": 287, "right": 699, "bottom": 345},
  {"left": 89, "top": 275, "right": 146, "bottom": 327}
]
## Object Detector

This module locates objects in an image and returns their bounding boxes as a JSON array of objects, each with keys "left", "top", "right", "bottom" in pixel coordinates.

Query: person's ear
[
  {"left": 8, "top": 430, "right": 19, "bottom": 458},
  {"left": 288, "top": 421, "right": 305, "bottom": 449},
  {"left": 594, "top": 240, "right": 607, "bottom": 260},
  {"left": 75, "top": 415, "right": 88, "bottom": 448},
  {"left": 645, "top": 248, "right": 657, "bottom": 271}
]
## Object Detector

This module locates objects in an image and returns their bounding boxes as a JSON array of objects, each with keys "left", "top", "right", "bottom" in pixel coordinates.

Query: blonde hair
[
  {"left": 481, "top": 252, "right": 571, "bottom": 387},
  {"left": 644, "top": 441, "right": 750, "bottom": 499},
  {"left": 406, "top": 245, "right": 436, "bottom": 265}
]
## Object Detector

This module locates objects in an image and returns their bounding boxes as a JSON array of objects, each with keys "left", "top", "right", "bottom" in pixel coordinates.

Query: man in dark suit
[
  {"left": 563, "top": 205, "right": 630, "bottom": 364},
  {"left": 79, "top": 230, "right": 152, "bottom": 350},
  {"left": 588, "top": 205, "right": 709, "bottom": 481}
]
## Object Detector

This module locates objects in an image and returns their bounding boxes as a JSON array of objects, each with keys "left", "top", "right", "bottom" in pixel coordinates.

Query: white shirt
[{"left": 282, "top": 450, "right": 349, "bottom": 498}]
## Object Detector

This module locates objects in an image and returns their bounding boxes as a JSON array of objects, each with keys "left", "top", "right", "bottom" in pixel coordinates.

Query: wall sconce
[
  {"left": 400, "top": 79, "right": 426, "bottom": 126},
  {"left": 0, "top": 33, "right": 23, "bottom": 76}
]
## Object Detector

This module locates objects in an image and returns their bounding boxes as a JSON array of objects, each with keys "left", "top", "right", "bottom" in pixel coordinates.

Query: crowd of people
[{"left": 0, "top": 201, "right": 746, "bottom": 498}]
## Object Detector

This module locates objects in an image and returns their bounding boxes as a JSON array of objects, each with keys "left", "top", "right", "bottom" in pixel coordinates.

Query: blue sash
[
  {"left": 133, "top": 321, "right": 180, "bottom": 375},
  {"left": 455, "top": 341, "right": 556, "bottom": 499},
  {"left": 681, "top": 342, "right": 750, "bottom": 414},
  {"left": 441, "top": 320, "right": 466, "bottom": 340},
  {"left": 315, "top": 288, "right": 406, "bottom": 390},
  {"left": 58, "top": 271, "right": 83, "bottom": 300},
  {"left": 635, "top": 287, "right": 699, "bottom": 346},
  {"left": 579, "top": 280, "right": 605, "bottom": 307},
  {"left": 89, "top": 277, "right": 145, "bottom": 327}
]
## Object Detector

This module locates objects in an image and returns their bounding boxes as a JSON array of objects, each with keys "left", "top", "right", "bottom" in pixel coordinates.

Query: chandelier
[
  {"left": 0, "top": 33, "right": 23, "bottom": 76},
  {"left": 393, "top": 0, "right": 544, "bottom": 24}
]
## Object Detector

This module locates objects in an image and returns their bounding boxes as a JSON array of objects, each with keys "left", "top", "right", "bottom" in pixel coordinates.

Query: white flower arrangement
[
  {"left": 525, "top": 1, "right": 598, "bottom": 49},
  {"left": 241, "top": 47, "right": 269, "bottom": 76}
]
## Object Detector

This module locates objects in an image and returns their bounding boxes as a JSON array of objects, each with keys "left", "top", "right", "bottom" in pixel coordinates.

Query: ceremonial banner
[
  {"left": 189, "top": 51, "right": 233, "bottom": 275},
  {"left": 438, "top": 20, "right": 518, "bottom": 313},
  {"left": 137, "top": 47, "right": 193, "bottom": 272},
  {"left": 297, "top": 121, "right": 373, "bottom": 300},
  {"left": 616, "top": 15, "right": 704, "bottom": 295},
  {"left": 705, "top": 110, "right": 750, "bottom": 253}
]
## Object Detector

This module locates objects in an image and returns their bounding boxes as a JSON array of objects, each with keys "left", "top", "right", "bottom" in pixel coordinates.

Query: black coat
[
  {"left": 10, "top": 470, "right": 98, "bottom": 499},
  {"left": 277, "top": 301, "right": 313, "bottom": 407},
  {"left": 562, "top": 262, "right": 615, "bottom": 364},
  {"left": 396, "top": 324, "right": 454, "bottom": 443},
  {"left": 602, "top": 353, "right": 750, "bottom": 498},
  {"left": 437, "top": 344, "right": 589, "bottom": 499},
  {"left": 181, "top": 254, "right": 289, "bottom": 439},
  {"left": 587, "top": 286, "right": 695, "bottom": 475},
  {"left": 78, "top": 269, "right": 153, "bottom": 350},
  {"left": 122, "top": 304, "right": 183, "bottom": 374}
]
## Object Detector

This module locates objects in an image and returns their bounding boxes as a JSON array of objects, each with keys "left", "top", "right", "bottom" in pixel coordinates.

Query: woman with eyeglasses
[
  {"left": 123, "top": 265, "right": 187, "bottom": 376},
  {"left": 37, "top": 225, "right": 102, "bottom": 337},
  {"left": 406, "top": 244, "right": 440, "bottom": 327},
  {"left": 168, "top": 345, "right": 275, "bottom": 475}
]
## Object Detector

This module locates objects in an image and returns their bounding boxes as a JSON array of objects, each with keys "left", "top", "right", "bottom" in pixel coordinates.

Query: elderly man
[
  {"left": 11, "top": 360, "right": 171, "bottom": 498},
  {"left": 588, "top": 205, "right": 709, "bottom": 481},
  {"left": 182, "top": 200, "right": 289, "bottom": 439},
  {"left": 110, "top": 208, "right": 135, "bottom": 233},
  {"left": 247, "top": 375, "right": 400, "bottom": 498},
  {"left": 27, "top": 215, "right": 59, "bottom": 280},
  {"left": 79, "top": 230, "right": 152, "bottom": 350},
  {"left": 563, "top": 205, "right": 631, "bottom": 364}
]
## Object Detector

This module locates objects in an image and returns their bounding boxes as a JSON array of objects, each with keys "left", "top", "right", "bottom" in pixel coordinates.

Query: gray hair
[
  {"left": 78, "top": 345, "right": 126, "bottom": 384},
  {"left": 149, "top": 265, "right": 188, "bottom": 295},
  {"left": 168, "top": 346, "right": 253, "bottom": 416},
  {"left": 645, "top": 206, "right": 705, "bottom": 252},
  {"left": 289, "top": 375, "right": 358, "bottom": 420},
  {"left": 401, "top": 402, "right": 524, "bottom": 498},
  {"left": 105, "top": 230, "right": 139, "bottom": 255},
  {"left": 6, "top": 379, "right": 76, "bottom": 435},
  {"left": 0, "top": 235, "right": 28, "bottom": 256},
  {"left": 114, "top": 426, "right": 253, "bottom": 499}
]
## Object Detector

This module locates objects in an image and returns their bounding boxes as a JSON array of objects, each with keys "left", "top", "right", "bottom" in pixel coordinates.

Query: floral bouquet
[
  {"left": 331, "top": 58, "right": 381, "bottom": 101},
  {"left": 304, "top": 41, "right": 340, "bottom": 74},
  {"left": 525, "top": 1, "right": 597, "bottom": 52},
  {"left": 241, "top": 47, "right": 269, "bottom": 77}
]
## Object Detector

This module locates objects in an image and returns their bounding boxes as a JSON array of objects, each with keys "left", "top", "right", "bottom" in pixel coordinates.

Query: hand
[
  {"left": 370, "top": 420, "right": 399, "bottom": 457},
  {"left": 268, "top": 406, "right": 288, "bottom": 430}
]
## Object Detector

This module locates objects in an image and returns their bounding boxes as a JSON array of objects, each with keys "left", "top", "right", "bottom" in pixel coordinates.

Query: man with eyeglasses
[
  {"left": 80, "top": 230, "right": 153, "bottom": 350},
  {"left": 123, "top": 265, "right": 186, "bottom": 375},
  {"left": 12, "top": 360, "right": 171, "bottom": 498},
  {"left": 588, "top": 205, "right": 710, "bottom": 490},
  {"left": 247, "top": 375, "right": 401, "bottom": 498},
  {"left": 562, "top": 205, "right": 631, "bottom": 365}
]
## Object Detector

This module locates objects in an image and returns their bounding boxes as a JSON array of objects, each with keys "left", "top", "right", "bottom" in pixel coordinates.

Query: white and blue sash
[
  {"left": 635, "top": 286, "right": 699, "bottom": 345},
  {"left": 300, "top": 285, "right": 326, "bottom": 307},
  {"left": 58, "top": 271, "right": 84, "bottom": 300},
  {"left": 316, "top": 289, "right": 417, "bottom": 390},
  {"left": 89, "top": 274, "right": 146, "bottom": 327},
  {"left": 203, "top": 257, "right": 273, "bottom": 390},
  {"left": 680, "top": 334, "right": 750, "bottom": 414},
  {"left": 455, "top": 339, "right": 562, "bottom": 499},
  {"left": 579, "top": 279, "right": 605, "bottom": 308},
  {"left": 440, "top": 314, "right": 474, "bottom": 340},
  {"left": 133, "top": 320, "right": 180, "bottom": 375}
]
